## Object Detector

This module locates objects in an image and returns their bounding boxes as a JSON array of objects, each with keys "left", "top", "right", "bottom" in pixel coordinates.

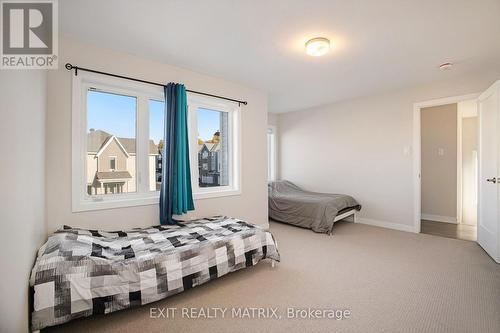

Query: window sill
[
  {"left": 193, "top": 188, "right": 241, "bottom": 200},
  {"left": 73, "top": 193, "right": 160, "bottom": 212},
  {"left": 72, "top": 189, "right": 241, "bottom": 212}
]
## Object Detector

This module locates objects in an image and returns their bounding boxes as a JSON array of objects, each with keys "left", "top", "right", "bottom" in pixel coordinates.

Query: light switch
[
  {"left": 403, "top": 146, "right": 411, "bottom": 156},
  {"left": 438, "top": 148, "right": 444, "bottom": 156}
]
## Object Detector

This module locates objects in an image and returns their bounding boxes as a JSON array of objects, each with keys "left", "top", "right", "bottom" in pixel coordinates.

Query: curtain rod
[{"left": 65, "top": 63, "right": 248, "bottom": 106}]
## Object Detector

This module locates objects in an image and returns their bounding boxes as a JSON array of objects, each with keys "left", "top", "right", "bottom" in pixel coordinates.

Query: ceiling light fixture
[{"left": 305, "top": 37, "right": 330, "bottom": 57}]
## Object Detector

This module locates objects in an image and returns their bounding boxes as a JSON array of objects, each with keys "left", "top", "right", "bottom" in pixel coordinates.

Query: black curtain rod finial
[{"left": 64, "top": 62, "right": 248, "bottom": 106}]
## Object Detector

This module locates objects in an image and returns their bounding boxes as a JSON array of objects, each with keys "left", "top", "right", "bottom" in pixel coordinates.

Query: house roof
[
  {"left": 96, "top": 135, "right": 130, "bottom": 158},
  {"left": 198, "top": 142, "right": 220, "bottom": 153},
  {"left": 88, "top": 129, "right": 159, "bottom": 155},
  {"left": 95, "top": 171, "right": 132, "bottom": 180}
]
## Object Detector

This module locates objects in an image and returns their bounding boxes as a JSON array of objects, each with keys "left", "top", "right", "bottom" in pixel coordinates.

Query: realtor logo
[{"left": 1, "top": 0, "right": 58, "bottom": 69}]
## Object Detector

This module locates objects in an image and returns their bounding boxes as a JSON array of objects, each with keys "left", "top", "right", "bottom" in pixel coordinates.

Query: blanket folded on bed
[
  {"left": 29, "top": 216, "right": 280, "bottom": 331},
  {"left": 269, "top": 180, "right": 361, "bottom": 233}
]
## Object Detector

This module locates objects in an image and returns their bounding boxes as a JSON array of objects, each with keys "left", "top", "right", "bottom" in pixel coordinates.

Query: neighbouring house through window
[
  {"left": 188, "top": 95, "right": 240, "bottom": 199},
  {"left": 149, "top": 100, "right": 165, "bottom": 191},
  {"left": 86, "top": 90, "right": 137, "bottom": 196},
  {"left": 196, "top": 108, "right": 229, "bottom": 188}
]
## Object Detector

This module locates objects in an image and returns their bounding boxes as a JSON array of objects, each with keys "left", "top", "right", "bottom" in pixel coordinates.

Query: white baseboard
[
  {"left": 356, "top": 218, "right": 416, "bottom": 233},
  {"left": 421, "top": 214, "right": 457, "bottom": 224}
]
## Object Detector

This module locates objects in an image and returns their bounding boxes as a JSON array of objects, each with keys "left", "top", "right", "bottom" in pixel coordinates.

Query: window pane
[
  {"left": 149, "top": 100, "right": 164, "bottom": 191},
  {"left": 87, "top": 90, "right": 137, "bottom": 195},
  {"left": 197, "top": 108, "right": 229, "bottom": 187}
]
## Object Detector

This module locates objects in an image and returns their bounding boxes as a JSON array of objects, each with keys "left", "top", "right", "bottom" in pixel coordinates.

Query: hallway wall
[{"left": 421, "top": 103, "right": 458, "bottom": 221}]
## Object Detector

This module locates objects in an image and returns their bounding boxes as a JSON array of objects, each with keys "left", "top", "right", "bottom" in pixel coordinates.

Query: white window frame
[
  {"left": 72, "top": 72, "right": 241, "bottom": 211},
  {"left": 72, "top": 72, "right": 163, "bottom": 212},
  {"left": 188, "top": 94, "right": 241, "bottom": 199}
]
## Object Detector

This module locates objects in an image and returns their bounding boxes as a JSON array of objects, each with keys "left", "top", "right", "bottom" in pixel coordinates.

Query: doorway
[{"left": 413, "top": 94, "right": 479, "bottom": 241}]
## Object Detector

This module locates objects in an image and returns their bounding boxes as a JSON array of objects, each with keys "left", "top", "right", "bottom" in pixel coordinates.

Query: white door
[{"left": 478, "top": 80, "right": 500, "bottom": 263}]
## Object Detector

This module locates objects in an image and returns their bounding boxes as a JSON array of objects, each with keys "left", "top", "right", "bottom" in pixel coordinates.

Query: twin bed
[
  {"left": 268, "top": 180, "right": 361, "bottom": 234},
  {"left": 30, "top": 181, "right": 357, "bottom": 330},
  {"left": 30, "top": 216, "right": 280, "bottom": 331}
]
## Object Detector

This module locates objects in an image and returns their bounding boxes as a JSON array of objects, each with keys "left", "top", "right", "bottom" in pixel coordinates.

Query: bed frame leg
[{"left": 271, "top": 260, "right": 277, "bottom": 268}]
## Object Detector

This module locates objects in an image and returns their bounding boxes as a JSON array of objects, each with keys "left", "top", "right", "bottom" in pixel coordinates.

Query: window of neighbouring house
[{"left": 109, "top": 156, "right": 116, "bottom": 171}]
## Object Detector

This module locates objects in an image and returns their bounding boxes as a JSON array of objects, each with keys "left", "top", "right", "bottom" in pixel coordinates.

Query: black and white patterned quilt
[{"left": 29, "top": 216, "right": 280, "bottom": 331}]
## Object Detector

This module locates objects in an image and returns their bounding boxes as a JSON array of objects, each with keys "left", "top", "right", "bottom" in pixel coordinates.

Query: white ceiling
[{"left": 60, "top": 0, "right": 500, "bottom": 113}]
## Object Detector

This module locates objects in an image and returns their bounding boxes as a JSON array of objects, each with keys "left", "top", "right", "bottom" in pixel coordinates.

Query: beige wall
[
  {"left": 268, "top": 113, "right": 279, "bottom": 127},
  {"left": 421, "top": 104, "right": 458, "bottom": 219},
  {"left": 46, "top": 37, "right": 269, "bottom": 233},
  {"left": 276, "top": 71, "right": 500, "bottom": 229},
  {"left": 0, "top": 71, "right": 47, "bottom": 332},
  {"left": 462, "top": 117, "right": 478, "bottom": 225}
]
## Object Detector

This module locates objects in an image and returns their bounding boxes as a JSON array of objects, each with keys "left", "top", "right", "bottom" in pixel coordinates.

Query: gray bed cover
[{"left": 268, "top": 180, "right": 361, "bottom": 234}]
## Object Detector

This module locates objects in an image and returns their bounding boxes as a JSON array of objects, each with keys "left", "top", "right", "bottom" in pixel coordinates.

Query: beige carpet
[{"left": 45, "top": 221, "right": 500, "bottom": 333}]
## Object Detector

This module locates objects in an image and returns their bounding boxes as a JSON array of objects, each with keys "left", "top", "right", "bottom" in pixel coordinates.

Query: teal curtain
[{"left": 160, "top": 83, "right": 194, "bottom": 224}]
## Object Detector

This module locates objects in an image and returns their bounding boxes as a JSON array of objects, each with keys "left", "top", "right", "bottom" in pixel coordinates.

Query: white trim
[
  {"left": 421, "top": 214, "right": 458, "bottom": 224},
  {"left": 137, "top": 96, "right": 150, "bottom": 194},
  {"left": 76, "top": 193, "right": 160, "bottom": 212},
  {"left": 72, "top": 71, "right": 164, "bottom": 212},
  {"left": 193, "top": 188, "right": 241, "bottom": 200},
  {"left": 96, "top": 136, "right": 130, "bottom": 158},
  {"left": 412, "top": 93, "right": 480, "bottom": 234},
  {"left": 456, "top": 106, "right": 463, "bottom": 224},
  {"left": 267, "top": 125, "right": 277, "bottom": 181},
  {"left": 356, "top": 218, "right": 416, "bottom": 233}
]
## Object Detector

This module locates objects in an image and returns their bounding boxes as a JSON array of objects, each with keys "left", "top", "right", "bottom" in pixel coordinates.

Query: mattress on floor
[
  {"left": 269, "top": 180, "right": 361, "bottom": 234},
  {"left": 29, "top": 216, "right": 280, "bottom": 331}
]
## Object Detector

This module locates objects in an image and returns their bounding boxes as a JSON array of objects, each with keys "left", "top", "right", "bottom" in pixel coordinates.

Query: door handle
[{"left": 486, "top": 177, "right": 497, "bottom": 183}]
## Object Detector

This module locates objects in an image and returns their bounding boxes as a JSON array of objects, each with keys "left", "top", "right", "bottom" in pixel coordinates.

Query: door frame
[
  {"left": 413, "top": 93, "right": 480, "bottom": 233},
  {"left": 267, "top": 125, "right": 278, "bottom": 181}
]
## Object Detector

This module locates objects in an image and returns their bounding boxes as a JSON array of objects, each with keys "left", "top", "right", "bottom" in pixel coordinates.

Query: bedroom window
[
  {"left": 189, "top": 95, "right": 241, "bottom": 199},
  {"left": 72, "top": 72, "right": 164, "bottom": 211},
  {"left": 73, "top": 72, "right": 241, "bottom": 211}
]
